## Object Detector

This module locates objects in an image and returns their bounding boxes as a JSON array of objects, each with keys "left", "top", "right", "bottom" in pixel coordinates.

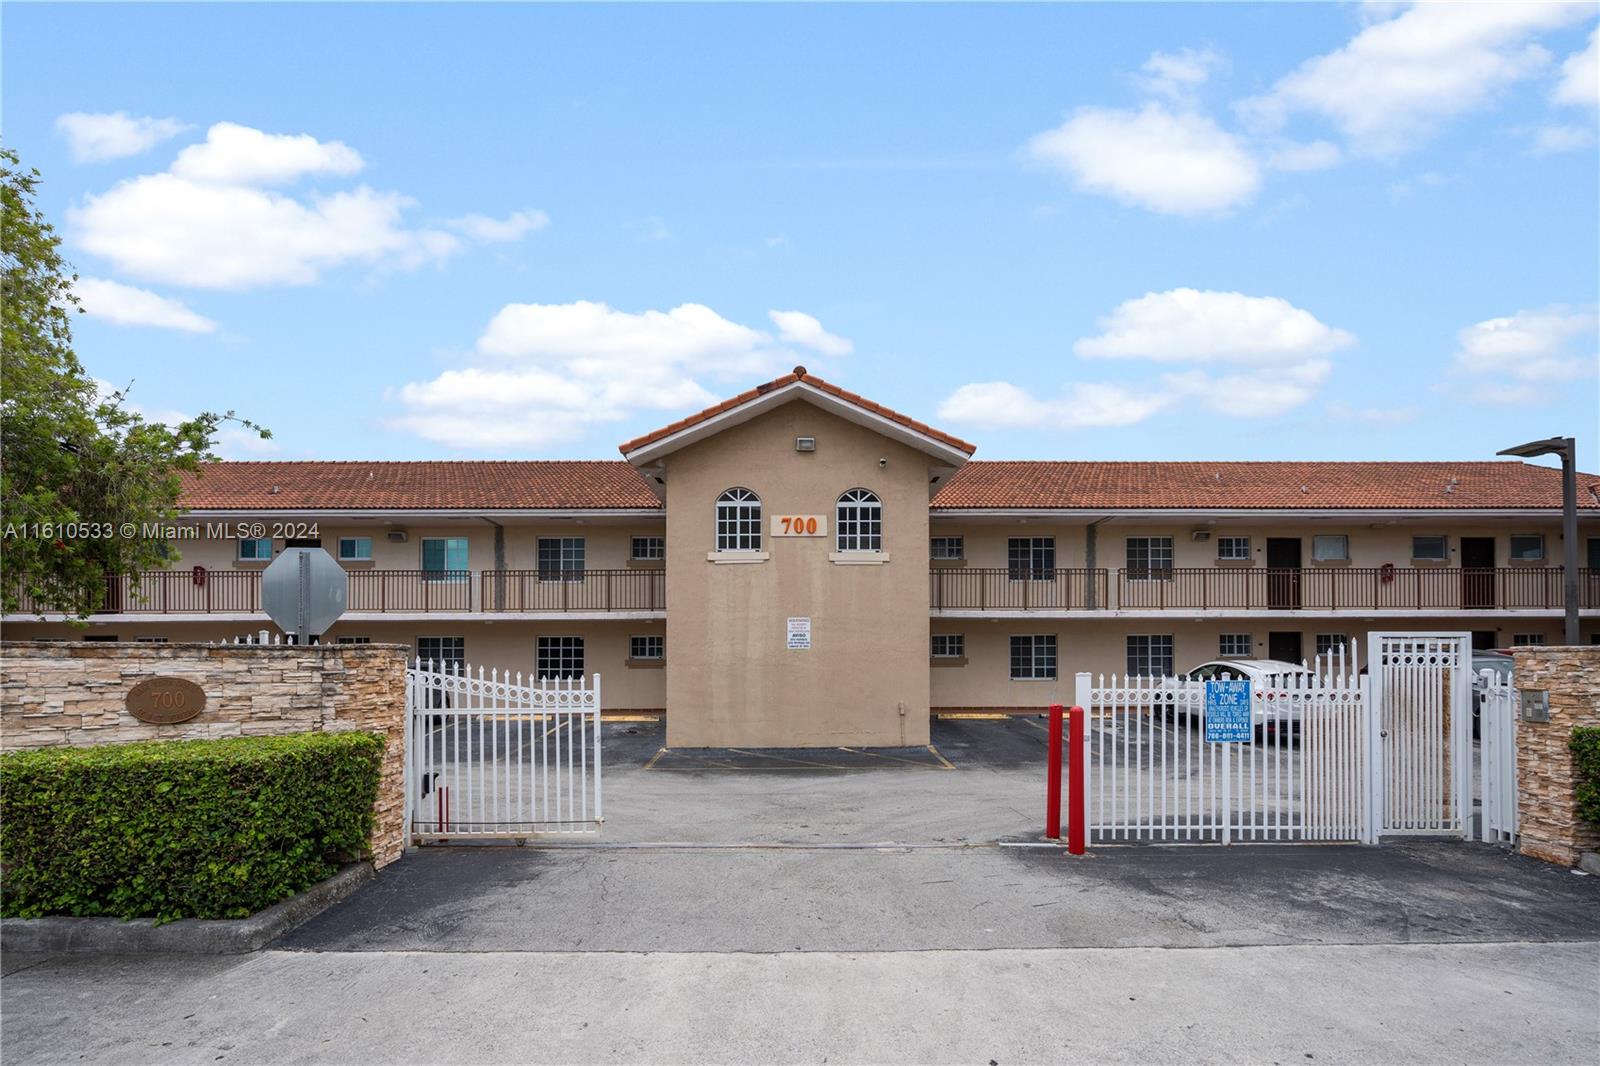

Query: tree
[{"left": 1, "top": 146, "right": 268, "bottom": 618}]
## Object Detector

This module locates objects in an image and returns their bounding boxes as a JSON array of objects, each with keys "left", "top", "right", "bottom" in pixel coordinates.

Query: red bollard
[
  {"left": 1045, "top": 704, "right": 1063, "bottom": 839},
  {"left": 1067, "top": 706, "right": 1086, "bottom": 855}
]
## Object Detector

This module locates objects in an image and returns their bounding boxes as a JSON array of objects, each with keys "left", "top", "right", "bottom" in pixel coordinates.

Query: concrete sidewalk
[{"left": 4, "top": 941, "right": 1595, "bottom": 1064}]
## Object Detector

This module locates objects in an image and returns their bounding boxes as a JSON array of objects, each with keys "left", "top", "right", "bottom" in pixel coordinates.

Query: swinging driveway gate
[
  {"left": 405, "top": 661, "right": 603, "bottom": 842},
  {"left": 1076, "top": 633, "right": 1491, "bottom": 846}
]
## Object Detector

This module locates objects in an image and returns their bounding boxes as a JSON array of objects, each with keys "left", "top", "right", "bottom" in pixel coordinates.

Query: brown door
[
  {"left": 1461, "top": 537, "right": 1494, "bottom": 608},
  {"left": 1268, "top": 631, "right": 1302, "bottom": 663},
  {"left": 1266, "top": 538, "right": 1302, "bottom": 609}
]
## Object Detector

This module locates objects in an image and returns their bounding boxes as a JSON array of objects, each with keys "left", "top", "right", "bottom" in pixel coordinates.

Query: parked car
[
  {"left": 1469, "top": 649, "right": 1514, "bottom": 740},
  {"left": 1165, "top": 658, "right": 1316, "bottom": 739}
]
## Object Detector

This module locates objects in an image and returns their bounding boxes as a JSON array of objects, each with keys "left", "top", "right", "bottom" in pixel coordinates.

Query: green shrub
[
  {"left": 0, "top": 732, "right": 384, "bottom": 922},
  {"left": 1573, "top": 727, "right": 1600, "bottom": 829}
]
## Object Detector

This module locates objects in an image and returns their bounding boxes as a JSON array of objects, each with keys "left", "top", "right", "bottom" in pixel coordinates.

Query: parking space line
[{"left": 726, "top": 747, "right": 843, "bottom": 769}]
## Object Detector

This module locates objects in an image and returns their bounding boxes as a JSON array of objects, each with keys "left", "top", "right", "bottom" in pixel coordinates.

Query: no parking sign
[{"left": 1204, "top": 679, "right": 1253, "bottom": 743}]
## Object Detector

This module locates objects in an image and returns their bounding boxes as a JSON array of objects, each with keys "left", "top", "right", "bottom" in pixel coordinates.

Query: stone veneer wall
[
  {"left": 1513, "top": 645, "right": 1600, "bottom": 867},
  {"left": 0, "top": 641, "right": 409, "bottom": 869}
]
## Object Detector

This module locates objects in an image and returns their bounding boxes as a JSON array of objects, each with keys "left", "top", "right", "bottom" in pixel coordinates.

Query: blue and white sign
[{"left": 1204, "top": 679, "right": 1254, "bottom": 743}]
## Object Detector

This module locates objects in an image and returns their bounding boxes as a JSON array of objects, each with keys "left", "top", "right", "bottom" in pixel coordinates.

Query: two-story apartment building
[{"left": 7, "top": 369, "right": 1597, "bottom": 747}]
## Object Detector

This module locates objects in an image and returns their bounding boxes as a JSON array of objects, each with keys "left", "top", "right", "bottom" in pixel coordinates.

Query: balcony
[
  {"left": 7, "top": 568, "right": 666, "bottom": 616},
  {"left": 930, "top": 568, "right": 1110, "bottom": 611}
]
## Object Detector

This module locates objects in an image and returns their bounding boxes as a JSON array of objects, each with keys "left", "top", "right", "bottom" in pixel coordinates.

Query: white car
[{"left": 1166, "top": 658, "right": 1316, "bottom": 736}]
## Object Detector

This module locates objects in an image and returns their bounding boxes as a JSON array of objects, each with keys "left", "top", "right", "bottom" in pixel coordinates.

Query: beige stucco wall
[
  {"left": 0, "top": 640, "right": 409, "bottom": 868},
  {"left": 3, "top": 620, "right": 668, "bottom": 712},
  {"left": 663, "top": 399, "right": 934, "bottom": 746}
]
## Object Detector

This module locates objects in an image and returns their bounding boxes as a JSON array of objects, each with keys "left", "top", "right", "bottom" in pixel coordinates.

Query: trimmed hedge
[
  {"left": 0, "top": 732, "right": 384, "bottom": 922},
  {"left": 1573, "top": 727, "right": 1600, "bottom": 829}
]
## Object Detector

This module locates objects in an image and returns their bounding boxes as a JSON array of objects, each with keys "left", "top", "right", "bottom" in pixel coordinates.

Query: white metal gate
[
  {"left": 1075, "top": 654, "right": 1368, "bottom": 844},
  {"left": 1475, "top": 667, "right": 1519, "bottom": 845},
  {"left": 406, "top": 661, "right": 602, "bottom": 842},
  {"left": 1366, "top": 633, "right": 1471, "bottom": 838}
]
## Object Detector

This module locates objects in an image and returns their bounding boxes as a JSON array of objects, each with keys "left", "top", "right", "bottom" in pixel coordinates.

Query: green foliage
[
  {"left": 0, "top": 145, "right": 269, "bottom": 618},
  {"left": 1572, "top": 727, "right": 1600, "bottom": 829},
  {"left": 0, "top": 732, "right": 383, "bottom": 922}
]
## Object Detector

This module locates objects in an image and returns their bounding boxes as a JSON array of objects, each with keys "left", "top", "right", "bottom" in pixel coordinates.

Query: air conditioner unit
[
  {"left": 1190, "top": 530, "right": 1211, "bottom": 541},
  {"left": 795, "top": 437, "right": 816, "bottom": 452},
  {"left": 387, "top": 530, "right": 408, "bottom": 543}
]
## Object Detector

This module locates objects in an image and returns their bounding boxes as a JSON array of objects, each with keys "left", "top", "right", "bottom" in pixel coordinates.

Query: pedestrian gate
[
  {"left": 1074, "top": 632, "right": 1498, "bottom": 846},
  {"left": 406, "top": 661, "right": 602, "bottom": 842}
]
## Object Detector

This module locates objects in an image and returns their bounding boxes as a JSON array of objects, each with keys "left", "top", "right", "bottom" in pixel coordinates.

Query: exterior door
[
  {"left": 1460, "top": 537, "right": 1494, "bottom": 609},
  {"left": 1268, "top": 631, "right": 1302, "bottom": 663},
  {"left": 1266, "top": 538, "right": 1302, "bottom": 609}
]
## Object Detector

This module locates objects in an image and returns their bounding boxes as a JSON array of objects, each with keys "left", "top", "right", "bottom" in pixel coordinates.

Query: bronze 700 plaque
[{"left": 126, "top": 677, "right": 206, "bottom": 725}]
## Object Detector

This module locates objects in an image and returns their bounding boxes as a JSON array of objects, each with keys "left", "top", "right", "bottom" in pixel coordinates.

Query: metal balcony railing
[
  {"left": 480, "top": 569, "right": 665, "bottom": 612},
  {"left": 929, "top": 568, "right": 1110, "bottom": 610},
  {"left": 1112, "top": 567, "right": 1597, "bottom": 611}
]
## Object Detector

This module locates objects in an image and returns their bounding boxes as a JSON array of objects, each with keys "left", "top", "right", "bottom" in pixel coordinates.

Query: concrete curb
[{"left": 0, "top": 862, "right": 374, "bottom": 955}]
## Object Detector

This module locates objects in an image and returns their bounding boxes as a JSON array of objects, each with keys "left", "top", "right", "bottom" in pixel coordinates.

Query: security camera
[{"left": 878, "top": 457, "right": 887, "bottom": 468}]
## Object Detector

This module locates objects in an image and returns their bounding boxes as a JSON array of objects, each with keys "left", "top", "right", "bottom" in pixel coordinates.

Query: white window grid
[
  {"left": 1126, "top": 537, "right": 1174, "bottom": 580},
  {"left": 1217, "top": 536, "right": 1250, "bottom": 561},
  {"left": 538, "top": 537, "right": 586, "bottom": 581},
  {"left": 1218, "top": 633, "right": 1252, "bottom": 657},
  {"left": 421, "top": 537, "right": 469, "bottom": 582},
  {"left": 1126, "top": 635, "right": 1174, "bottom": 677},
  {"left": 630, "top": 635, "right": 664, "bottom": 660},
  {"left": 1412, "top": 535, "right": 1448, "bottom": 561},
  {"left": 338, "top": 537, "right": 372, "bottom": 561},
  {"left": 537, "top": 636, "right": 585, "bottom": 679},
  {"left": 1512, "top": 633, "right": 1546, "bottom": 647},
  {"left": 1312, "top": 534, "right": 1350, "bottom": 562},
  {"left": 836, "top": 488, "right": 883, "bottom": 552},
  {"left": 1007, "top": 537, "right": 1056, "bottom": 581},
  {"left": 1010, "top": 635, "right": 1057, "bottom": 679},
  {"left": 337, "top": 636, "right": 372, "bottom": 645},
  {"left": 631, "top": 536, "right": 665, "bottom": 561},
  {"left": 930, "top": 536, "right": 965, "bottom": 560},
  {"left": 931, "top": 634, "right": 965, "bottom": 658},
  {"left": 1315, "top": 633, "right": 1350, "bottom": 656},
  {"left": 238, "top": 537, "right": 272, "bottom": 561},
  {"left": 417, "top": 636, "right": 465, "bottom": 667},
  {"left": 1509, "top": 535, "right": 1544, "bottom": 561},
  {"left": 716, "top": 488, "right": 762, "bottom": 552}
]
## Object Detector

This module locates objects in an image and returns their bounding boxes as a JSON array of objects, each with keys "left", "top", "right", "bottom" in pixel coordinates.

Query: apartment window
[
  {"left": 715, "top": 488, "right": 762, "bottom": 552},
  {"left": 338, "top": 537, "right": 372, "bottom": 561},
  {"left": 1007, "top": 537, "right": 1055, "bottom": 580},
  {"left": 1412, "top": 535, "right": 1448, "bottom": 561},
  {"left": 836, "top": 489, "right": 883, "bottom": 552},
  {"left": 337, "top": 636, "right": 372, "bottom": 645},
  {"left": 1589, "top": 537, "right": 1600, "bottom": 570},
  {"left": 1512, "top": 633, "right": 1546, "bottom": 647},
  {"left": 1315, "top": 633, "right": 1351, "bottom": 657},
  {"left": 1010, "top": 635, "right": 1057, "bottom": 680},
  {"left": 134, "top": 637, "right": 169, "bottom": 644},
  {"left": 629, "top": 635, "right": 664, "bottom": 661},
  {"left": 416, "top": 636, "right": 465, "bottom": 669},
  {"left": 1218, "top": 633, "right": 1252, "bottom": 657},
  {"left": 1509, "top": 535, "right": 1545, "bottom": 562},
  {"left": 631, "top": 536, "right": 665, "bottom": 561},
  {"left": 1126, "top": 635, "right": 1174, "bottom": 677},
  {"left": 237, "top": 537, "right": 272, "bottom": 561},
  {"left": 930, "top": 536, "right": 965, "bottom": 560},
  {"left": 1312, "top": 535, "right": 1350, "bottom": 562},
  {"left": 1217, "top": 536, "right": 1250, "bottom": 561},
  {"left": 1126, "top": 537, "right": 1174, "bottom": 580},
  {"left": 421, "top": 537, "right": 469, "bottom": 581},
  {"left": 538, "top": 537, "right": 586, "bottom": 581},
  {"left": 537, "top": 636, "right": 585, "bottom": 679},
  {"left": 932, "top": 634, "right": 965, "bottom": 659}
]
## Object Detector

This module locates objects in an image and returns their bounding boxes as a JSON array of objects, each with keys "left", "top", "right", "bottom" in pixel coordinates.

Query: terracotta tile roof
[
  {"left": 617, "top": 367, "right": 977, "bottom": 457},
  {"left": 180, "top": 461, "right": 661, "bottom": 510},
  {"left": 931, "top": 461, "right": 1600, "bottom": 511}
]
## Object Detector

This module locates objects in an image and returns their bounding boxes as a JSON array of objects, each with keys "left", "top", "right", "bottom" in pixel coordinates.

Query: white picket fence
[
  {"left": 1476, "top": 667, "right": 1519, "bottom": 845},
  {"left": 406, "top": 661, "right": 602, "bottom": 841},
  {"left": 1076, "top": 650, "right": 1367, "bottom": 845}
]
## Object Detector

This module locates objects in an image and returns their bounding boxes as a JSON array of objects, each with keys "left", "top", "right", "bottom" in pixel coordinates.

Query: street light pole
[{"left": 1497, "top": 436, "right": 1579, "bottom": 645}]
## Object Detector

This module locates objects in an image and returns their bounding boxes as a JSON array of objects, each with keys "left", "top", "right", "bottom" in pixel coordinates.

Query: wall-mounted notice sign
[
  {"left": 1204, "top": 679, "right": 1254, "bottom": 743},
  {"left": 786, "top": 617, "right": 812, "bottom": 650},
  {"left": 772, "top": 515, "right": 828, "bottom": 537}
]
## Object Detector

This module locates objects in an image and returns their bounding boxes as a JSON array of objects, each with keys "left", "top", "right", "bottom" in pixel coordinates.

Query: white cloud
[
  {"left": 72, "top": 277, "right": 217, "bottom": 333},
  {"left": 1553, "top": 26, "right": 1599, "bottom": 108},
  {"left": 1453, "top": 306, "right": 1599, "bottom": 386},
  {"left": 447, "top": 209, "right": 550, "bottom": 243},
  {"left": 55, "top": 111, "right": 189, "bottom": 162},
  {"left": 69, "top": 122, "right": 465, "bottom": 289},
  {"left": 1528, "top": 124, "right": 1597, "bottom": 154},
  {"left": 769, "top": 310, "right": 854, "bottom": 356},
  {"left": 169, "top": 122, "right": 363, "bottom": 185},
  {"left": 938, "top": 381, "right": 1174, "bottom": 430},
  {"left": 391, "top": 301, "right": 853, "bottom": 450},
  {"left": 1162, "top": 360, "right": 1333, "bottom": 417},
  {"left": 1326, "top": 401, "right": 1421, "bottom": 426},
  {"left": 1236, "top": 2, "right": 1590, "bottom": 156},
  {"left": 1264, "top": 139, "right": 1343, "bottom": 172},
  {"left": 1024, "top": 102, "right": 1260, "bottom": 216},
  {"left": 1137, "top": 48, "right": 1227, "bottom": 104},
  {"left": 1074, "top": 288, "right": 1356, "bottom": 365}
]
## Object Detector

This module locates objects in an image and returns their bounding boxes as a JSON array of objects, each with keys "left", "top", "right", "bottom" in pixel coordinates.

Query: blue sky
[{"left": 7, "top": 2, "right": 1598, "bottom": 469}]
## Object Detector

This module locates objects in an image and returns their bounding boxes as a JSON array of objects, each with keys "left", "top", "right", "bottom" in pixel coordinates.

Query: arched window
[
  {"left": 715, "top": 488, "right": 762, "bottom": 552},
  {"left": 836, "top": 488, "right": 883, "bottom": 552}
]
